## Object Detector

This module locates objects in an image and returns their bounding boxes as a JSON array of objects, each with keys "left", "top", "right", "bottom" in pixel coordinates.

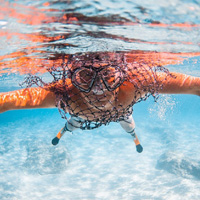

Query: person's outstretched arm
[
  {"left": 0, "top": 87, "right": 56, "bottom": 113},
  {"left": 158, "top": 72, "right": 200, "bottom": 96}
]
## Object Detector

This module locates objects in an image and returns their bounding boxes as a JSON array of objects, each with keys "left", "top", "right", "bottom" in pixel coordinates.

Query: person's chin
[{"left": 82, "top": 91, "right": 114, "bottom": 108}]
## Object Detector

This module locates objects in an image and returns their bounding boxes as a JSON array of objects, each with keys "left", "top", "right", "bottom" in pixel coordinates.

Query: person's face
[{"left": 72, "top": 63, "right": 122, "bottom": 108}]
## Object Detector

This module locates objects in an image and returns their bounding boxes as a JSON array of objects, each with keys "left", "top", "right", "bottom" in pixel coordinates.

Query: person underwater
[{"left": 0, "top": 52, "right": 200, "bottom": 153}]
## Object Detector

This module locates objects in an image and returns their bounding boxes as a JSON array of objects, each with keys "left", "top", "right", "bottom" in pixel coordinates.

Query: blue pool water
[{"left": 0, "top": 1, "right": 200, "bottom": 200}]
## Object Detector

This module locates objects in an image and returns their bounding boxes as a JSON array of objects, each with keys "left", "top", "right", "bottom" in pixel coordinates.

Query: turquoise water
[
  {"left": 1, "top": 93, "right": 200, "bottom": 200},
  {"left": 0, "top": 1, "right": 200, "bottom": 200}
]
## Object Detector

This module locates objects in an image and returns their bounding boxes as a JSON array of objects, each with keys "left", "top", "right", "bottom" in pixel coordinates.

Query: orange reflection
[
  {"left": 1, "top": 50, "right": 200, "bottom": 76},
  {"left": 0, "top": 1, "right": 78, "bottom": 25}
]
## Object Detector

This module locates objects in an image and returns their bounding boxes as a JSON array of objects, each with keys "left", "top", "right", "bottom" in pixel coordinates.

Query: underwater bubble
[{"left": 149, "top": 95, "right": 176, "bottom": 120}]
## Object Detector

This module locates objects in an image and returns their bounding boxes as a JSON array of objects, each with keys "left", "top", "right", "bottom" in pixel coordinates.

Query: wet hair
[{"left": 23, "top": 52, "right": 172, "bottom": 129}]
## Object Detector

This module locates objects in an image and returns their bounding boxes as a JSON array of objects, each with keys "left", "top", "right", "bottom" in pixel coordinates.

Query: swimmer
[{"left": 0, "top": 53, "right": 200, "bottom": 153}]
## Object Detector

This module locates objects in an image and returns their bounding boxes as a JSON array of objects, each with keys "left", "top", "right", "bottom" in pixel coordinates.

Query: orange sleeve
[
  {"left": 0, "top": 87, "right": 56, "bottom": 113},
  {"left": 158, "top": 72, "right": 200, "bottom": 96}
]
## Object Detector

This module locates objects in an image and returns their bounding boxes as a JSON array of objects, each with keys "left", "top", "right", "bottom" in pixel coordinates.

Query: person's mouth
[{"left": 91, "top": 87, "right": 106, "bottom": 95}]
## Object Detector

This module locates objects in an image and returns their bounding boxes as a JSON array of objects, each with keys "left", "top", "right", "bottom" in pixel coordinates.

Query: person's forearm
[
  {"left": 0, "top": 87, "right": 56, "bottom": 113},
  {"left": 158, "top": 72, "right": 200, "bottom": 96}
]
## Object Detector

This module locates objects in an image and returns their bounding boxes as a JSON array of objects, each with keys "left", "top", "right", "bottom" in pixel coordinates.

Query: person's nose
[{"left": 92, "top": 76, "right": 106, "bottom": 95}]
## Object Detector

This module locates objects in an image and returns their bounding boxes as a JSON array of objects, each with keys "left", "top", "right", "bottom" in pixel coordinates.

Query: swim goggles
[{"left": 71, "top": 65, "right": 125, "bottom": 93}]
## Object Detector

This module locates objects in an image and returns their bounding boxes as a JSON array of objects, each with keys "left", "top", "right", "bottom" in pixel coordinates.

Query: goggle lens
[
  {"left": 101, "top": 67, "right": 123, "bottom": 90},
  {"left": 72, "top": 68, "right": 96, "bottom": 92}
]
